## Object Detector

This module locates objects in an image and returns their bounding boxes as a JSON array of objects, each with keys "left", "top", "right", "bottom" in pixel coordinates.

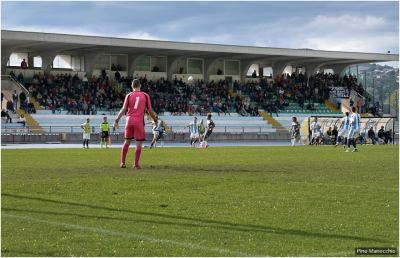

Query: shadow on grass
[
  {"left": 2, "top": 192, "right": 389, "bottom": 243},
  {"left": 144, "top": 164, "right": 293, "bottom": 174},
  {"left": 1, "top": 249, "right": 56, "bottom": 257}
]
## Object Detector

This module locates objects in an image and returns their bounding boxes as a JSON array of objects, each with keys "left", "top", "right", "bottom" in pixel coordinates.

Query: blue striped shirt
[
  {"left": 341, "top": 116, "right": 350, "bottom": 130},
  {"left": 350, "top": 113, "right": 361, "bottom": 129}
]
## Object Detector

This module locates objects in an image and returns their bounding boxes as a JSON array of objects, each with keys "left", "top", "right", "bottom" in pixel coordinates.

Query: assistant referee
[{"left": 100, "top": 116, "right": 110, "bottom": 148}]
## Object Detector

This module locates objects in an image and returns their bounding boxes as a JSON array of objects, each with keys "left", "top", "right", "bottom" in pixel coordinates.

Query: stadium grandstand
[{"left": 1, "top": 30, "right": 398, "bottom": 144}]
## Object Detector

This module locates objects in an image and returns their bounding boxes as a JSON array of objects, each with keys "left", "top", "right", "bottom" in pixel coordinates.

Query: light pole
[
  {"left": 364, "top": 71, "right": 367, "bottom": 94},
  {"left": 372, "top": 77, "right": 375, "bottom": 103},
  {"left": 373, "top": 75, "right": 380, "bottom": 106}
]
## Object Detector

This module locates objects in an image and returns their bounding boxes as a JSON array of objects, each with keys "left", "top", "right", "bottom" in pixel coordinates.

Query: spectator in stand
[
  {"left": 21, "top": 58, "right": 27, "bottom": 69},
  {"left": 12, "top": 90, "right": 18, "bottom": 110},
  {"left": 27, "top": 102, "right": 36, "bottom": 114},
  {"left": 17, "top": 72, "right": 24, "bottom": 83},
  {"left": 115, "top": 70, "right": 121, "bottom": 81},
  {"left": 1, "top": 109, "right": 12, "bottom": 123},
  {"left": 17, "top": 114, "right": 26, "bottom": 127},
  {"left": 356, "top": 99, "right": 361, "bottom": 112},
  {"left": 19, "top": 91, "right": 26, "bottom": 110},
  {"left": 252, "top": 69, "right": 257, "bottom": 78},
  {"left": 111, "top": 63, "right": 117, "bottom": 71},
  {"left": 367, "top": 127, "right": 378, "bottom": 144},
  {"left": 1, "top": 92, "right": 4, "bottom": 109},
  {"left": 6, "top": 99, "right": 14, "bottom": 113}
]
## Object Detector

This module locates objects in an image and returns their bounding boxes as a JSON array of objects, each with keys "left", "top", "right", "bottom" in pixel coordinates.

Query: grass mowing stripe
[
  {"left": 2, "top": 192, "right": 389, "bottom": 243},
  {"left": 289, "top": 181, "right": 398, "bottom": 191},
  {"left": 3, "top": 213, "right": 253, "bottom": 257}
]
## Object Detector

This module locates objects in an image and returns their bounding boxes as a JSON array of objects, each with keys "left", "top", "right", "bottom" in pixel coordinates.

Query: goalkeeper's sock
[
  {"left": 121, "top": 142, "right": 130, "bottom": 165},
  {"left": 134, "top": 146, "right": 142, "bottom": 167}
]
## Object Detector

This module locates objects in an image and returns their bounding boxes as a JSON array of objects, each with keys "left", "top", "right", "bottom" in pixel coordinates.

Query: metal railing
[{"left": 1, "top": 125, "right": 279, "bottom": 134}]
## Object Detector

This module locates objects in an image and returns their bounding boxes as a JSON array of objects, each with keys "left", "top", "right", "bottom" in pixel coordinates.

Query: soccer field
[{"left": 1, "top": 145, "right": 398, "bottom": 256}]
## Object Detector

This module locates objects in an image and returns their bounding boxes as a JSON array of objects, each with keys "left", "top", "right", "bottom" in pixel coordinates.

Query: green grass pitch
[{"left": 1, "top": 145, "right": 399, "bottom": 256}]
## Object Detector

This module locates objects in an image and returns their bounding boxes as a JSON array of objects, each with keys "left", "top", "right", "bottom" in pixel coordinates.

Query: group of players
[
  {"left": 185, "top": 114, "right": 215, "bottom": 148},
  {"left": 148, "top": 113, "right": 216, "bottom": 148},
  {"left": 81, "top": 79, "right": 362, "bottom": 169},
  {"left": 308, "top": 106, "right": 361, "bottom": 152},
  {"left": 81, "top": 79, "right": 216, "bottom": 168},
  {"left": 80, "top": 113, "right": 215, "bottom": 150}
]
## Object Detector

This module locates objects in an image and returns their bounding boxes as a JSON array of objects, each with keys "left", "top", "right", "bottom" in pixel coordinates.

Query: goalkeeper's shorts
[{"left": 125, "top": 122, "right": 145, "bottom": 141}]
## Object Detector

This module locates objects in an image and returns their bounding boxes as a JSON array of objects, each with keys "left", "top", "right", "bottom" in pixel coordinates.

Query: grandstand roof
[{"left": 1, "top": 30, "right": 398, "bottom": 66}]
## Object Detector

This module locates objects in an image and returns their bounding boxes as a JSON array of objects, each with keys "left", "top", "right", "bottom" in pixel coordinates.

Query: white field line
[
  {"left": 3, "top": 213, "right": 253, "bottom": 257},
  {"left": 289, "top": 181, "right": 398, "bottom": 192}
]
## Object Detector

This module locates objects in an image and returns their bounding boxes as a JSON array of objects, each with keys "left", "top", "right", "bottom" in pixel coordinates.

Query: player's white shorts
[
  {"left": 83, "top": 133, "right": 90, "bottom": 140},
  {"left": 347, "top": 128, "right": 360, "bottom": 139},
  {"left": 312, "top": 132, "right": 321, "bottom": 139},
  {"left": 190, "top": 133, "right": 199, "bottom": 139},
  {"left": 338, "top": 128, "right": 349, "bottom": 137}
]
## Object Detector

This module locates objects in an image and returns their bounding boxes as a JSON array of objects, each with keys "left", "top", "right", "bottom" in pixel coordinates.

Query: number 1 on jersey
[{"left": 134, "top": 96, "right": 140, "bottom": 109}]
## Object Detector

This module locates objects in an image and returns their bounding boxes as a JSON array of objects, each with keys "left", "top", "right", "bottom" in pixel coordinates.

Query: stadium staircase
[
  {"left": 16, "top": 109, "right": 44, "bottom": 133},
  {"left": 259, "top": 111, "right": 287, "bottom": 132},
  {"left": 324, "top": 100, "right": 341, "bottom": 113}
]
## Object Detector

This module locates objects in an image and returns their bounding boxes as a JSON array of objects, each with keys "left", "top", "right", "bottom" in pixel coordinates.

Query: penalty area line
[{"left": 3, "top": 213, "right": 252, "bottom": 257}]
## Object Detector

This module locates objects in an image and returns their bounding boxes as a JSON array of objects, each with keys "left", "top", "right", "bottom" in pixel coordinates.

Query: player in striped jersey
[
  {"left": 346, "top": 107, "right": 361, "bottom": 152},
  {"left": 185, "top": 117, "right": 199, "bottom": 147},
  {"left": 310, "top": 117, "right": 322, "bottom": 145},
  {"left": 335, "top": 112, "right": 350, "bottom": 147},
  {"left": 150, "top": 116, "right": 166, "bottom": 148},
  {"left": 290, "top": 116, "right": 300, "bottom": 146}
]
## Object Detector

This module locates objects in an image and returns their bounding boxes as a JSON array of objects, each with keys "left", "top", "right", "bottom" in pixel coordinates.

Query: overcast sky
[{"left": 2, "top": 1, "right": 399, "bottom": 66}]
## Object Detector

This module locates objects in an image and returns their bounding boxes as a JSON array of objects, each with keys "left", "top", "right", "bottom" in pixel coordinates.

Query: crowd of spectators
[
  {"left": 10, "top": 69, "right": 372, "bottom": 117},
  {"left": 235, "top": 72, "right": 368, "bottom": 115},
  {"left": 16, "top": 71, "right": 258, "bottom": 117}
]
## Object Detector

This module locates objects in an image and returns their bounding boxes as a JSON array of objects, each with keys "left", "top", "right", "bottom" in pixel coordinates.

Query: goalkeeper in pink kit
[{"left": 114, "top": 79, "right": 157, "bottom": 169}]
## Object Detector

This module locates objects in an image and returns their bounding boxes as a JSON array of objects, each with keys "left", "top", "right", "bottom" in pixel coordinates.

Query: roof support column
[
  {"left": 330, "top": 64, "right": 349, "bottom": 77},
  {"left": 1, "top": 47, "right": 13, "bottom": 75},
  {"left": 39, "top": 52, "right": 58, "bottom": 72},
  {"left": 305, "top": 63, "right": 323, "bottom": 78},
  {"left": 271, "top": 61, "right": 288, "bottom": 78},
  {"left": 27, "top": 54, "right": 34, "bottom": 69},
  {"left": 240, "top": 60, "right": 258, "bottom": 83},
  {"left": 167, "top": 56, "right": 182, "bottom": 81},
  {"left": 204, "top": 58, "right": 221, "bottom": 83},
  {"left": 128, "top": 54, "right": 139, "bottom": 77},
  {"left": 129, "top": 54, "right": 148, "bottom": 78},
  {"left": 84, "top": 52, "right": 102, "bottom": 77}
]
